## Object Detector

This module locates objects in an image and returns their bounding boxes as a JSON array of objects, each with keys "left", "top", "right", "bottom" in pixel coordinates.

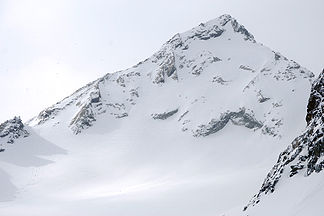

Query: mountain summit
[{"left": 0, "top": 15, "right": 318, "bottom": 216}]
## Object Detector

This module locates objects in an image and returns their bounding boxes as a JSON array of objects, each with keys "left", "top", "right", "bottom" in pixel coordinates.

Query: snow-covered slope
[{"left": 0, "top": 14, "right": 317, "bottom": 216}]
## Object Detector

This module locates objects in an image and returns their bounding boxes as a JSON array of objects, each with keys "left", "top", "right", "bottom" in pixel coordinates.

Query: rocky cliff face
[
  {"left": 245, "top": 69, "right": 324, "bottom": 210},
  {"left": 0, "top": 117, "right": 29, "bottom": 151}
]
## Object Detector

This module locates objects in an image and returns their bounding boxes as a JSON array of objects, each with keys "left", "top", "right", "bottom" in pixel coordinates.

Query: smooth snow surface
[{"left": 0, "top": 15, "right": 318, "bottom": 216}]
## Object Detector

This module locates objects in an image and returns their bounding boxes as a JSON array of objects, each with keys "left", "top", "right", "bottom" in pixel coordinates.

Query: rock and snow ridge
[{"left": 244, "top": 69, "right": 324, "bottom": 211}]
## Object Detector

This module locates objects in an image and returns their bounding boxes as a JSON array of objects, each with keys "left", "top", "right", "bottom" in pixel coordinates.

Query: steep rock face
[
  {"left": 244, "top": 69, "right": 324, "bottom": 210},
  {"left": 151, "top": 34, "right": 180, "bottom": 84},
  {"left": 69, "top": 83, "right": 104, "bottom": 134},
  {"left": 0, "top": 117, "right": 29, "bottom": 150},
  {"left": 28, "top": 15, "right": 314, "bottom": 138}
]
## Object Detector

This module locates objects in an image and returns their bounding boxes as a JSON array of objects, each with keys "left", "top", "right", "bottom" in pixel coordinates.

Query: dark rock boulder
[{"left": 152, "top": 109, "right": 179, "bottom": 120}]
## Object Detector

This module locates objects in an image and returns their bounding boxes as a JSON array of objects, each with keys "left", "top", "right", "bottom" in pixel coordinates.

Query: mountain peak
[
  {"left": 206, "top": 14, "right": 233, "bottom": 25},
  {"left": 179, "top": 14, "right": 255, "bottom": 43}
]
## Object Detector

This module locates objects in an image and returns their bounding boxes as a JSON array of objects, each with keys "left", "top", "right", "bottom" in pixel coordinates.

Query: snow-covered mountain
[
  {"left": 0, "top": 14, "right": 318, "bottom": 216},
  {"left": 27, "top": 14, "right": 313, "bottom": 139}
]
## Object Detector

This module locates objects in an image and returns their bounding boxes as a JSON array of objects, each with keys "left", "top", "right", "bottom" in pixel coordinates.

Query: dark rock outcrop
[
  {"left": 193, "top": 108, "right": 263, "bottom": 137},
  {"left": 37, "top": 107, "right": 62, "bottom": 124},
  {"left": 0, "top": 117, "right": 29, "bottom": 147}
]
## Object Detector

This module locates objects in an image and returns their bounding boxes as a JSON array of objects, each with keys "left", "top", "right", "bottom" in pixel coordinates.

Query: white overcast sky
[{"left": 0, "top": 0, "right": 323, "bottom": 123}]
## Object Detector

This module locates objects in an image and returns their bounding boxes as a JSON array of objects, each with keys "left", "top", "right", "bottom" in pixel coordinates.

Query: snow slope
[{"left": 0, "top": 14, "right": 316, "bottom": 216}]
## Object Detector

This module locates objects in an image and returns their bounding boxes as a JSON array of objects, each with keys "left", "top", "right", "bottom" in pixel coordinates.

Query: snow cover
[{"left": 0, "top": 14, "right": 318, "bottom": 216}]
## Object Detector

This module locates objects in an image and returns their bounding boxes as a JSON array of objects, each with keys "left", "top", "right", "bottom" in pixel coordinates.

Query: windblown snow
[{"left": 0, "top": 14, "right": 319, "bottom": 216}]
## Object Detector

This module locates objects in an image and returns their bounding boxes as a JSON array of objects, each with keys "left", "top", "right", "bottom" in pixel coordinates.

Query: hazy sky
[{"left": 0, "top": 0, "right": 323, "bottom": 123}]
